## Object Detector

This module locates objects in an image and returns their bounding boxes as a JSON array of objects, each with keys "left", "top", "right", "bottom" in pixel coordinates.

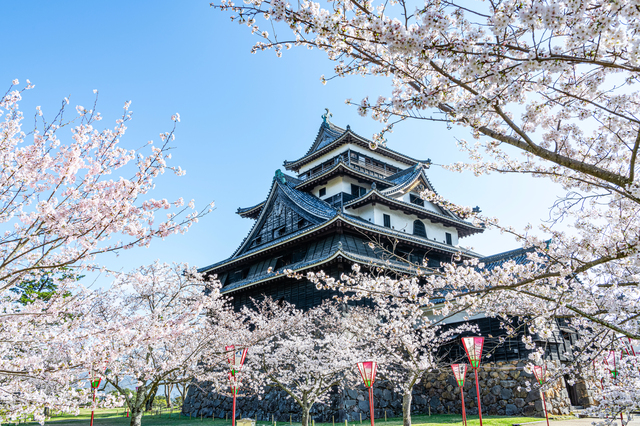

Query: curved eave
[
  {"left": 294, "top": 162, "right": 394, "bottom": 191},
  {"left": 231, "top": 177, "right": 336, "bottom": 257},
  {"left": 344, "top": 191, "right": 484, "bottom": 238},
  {"left": 220, "top": 248, "right": 426, "bottom": 295},
  {"left": 383, "top": 168, "right": 431, "bottom": 197},
  {"left": 200, "top": 214, "right": 481, "bottom": 275},
  {"left": 283, "top": 131, "right": 427, "bottom": 173},
  {"left": 236, "top": 202, "right": 265, "bottom": 219}
]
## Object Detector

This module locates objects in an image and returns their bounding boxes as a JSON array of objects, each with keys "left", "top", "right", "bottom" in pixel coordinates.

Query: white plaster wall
[
  {"left": 349, "top": 203, "right": 459, "bottom": 246},
  {"left": 298, "top": 143, "right": 410, "bottom": 174},
  {"left": 312, "top": 176, "right": 370, "bottom": 199},
  {"left": 397, "top": 192, "right": 442, "bottom": 214}
]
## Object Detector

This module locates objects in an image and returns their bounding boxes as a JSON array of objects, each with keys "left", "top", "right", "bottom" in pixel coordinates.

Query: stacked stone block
[{"left": 182, "top": 361, "right": 575, "bottom": 421}]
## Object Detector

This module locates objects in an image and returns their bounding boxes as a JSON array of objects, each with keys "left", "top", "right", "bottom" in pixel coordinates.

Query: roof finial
[
  {"left": 321, "top": 108, "right": 333, "bottom": 125},
  {"left": 275, "top": 169, "right": 287, "bottom": 184}
]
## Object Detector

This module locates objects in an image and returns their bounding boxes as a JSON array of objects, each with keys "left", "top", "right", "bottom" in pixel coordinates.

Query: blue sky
[{"left": 2, "top": 1, "right": 565, "bottom": 284}]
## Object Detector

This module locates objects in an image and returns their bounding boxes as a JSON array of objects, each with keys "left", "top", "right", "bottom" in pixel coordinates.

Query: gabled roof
[
  {"left": 383, "top": 163, "right": 438, "bottom": 197},
  {"left": 305, "top": 120, "right": 346, "bottom": 156},
  {"left": 283, "top": 120, "right": 429, "bottom": 172},
  {"left": 227, "top": 169, "right": 338, "bottom": 258},
  {"left": 343, "top": 189, "right": 484, "bottom": 238}
]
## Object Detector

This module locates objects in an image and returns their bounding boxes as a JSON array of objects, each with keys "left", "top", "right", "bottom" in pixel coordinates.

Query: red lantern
[
  {"left": 226, "top": 345, "right": 248, "bottom": 375},
  {"left": 451, "top": 364, "right": 468, "bottom": 426},
  {"left": 462, "top": 337, "right": 484, "bottom": 368},
  {"left": 604, "top": 350, "right": 622, "bottom": 379},
  {"left": 461, "top": 337, "right": 484, "bottom": 426},
  {"left": 357, "top": 362, "right": 377, "bottom": 426},
  {"left": 533, "top": 365, "right": 545, "bottom": 385},
  {"left": 532, "top": 365, "right": 549, "bottom": 426},
  {"left": 357, "top": 361, "right": 377, "bottom": 388},
  {"left": 451, "top": 364, "right": 467, "bottom": 387}
]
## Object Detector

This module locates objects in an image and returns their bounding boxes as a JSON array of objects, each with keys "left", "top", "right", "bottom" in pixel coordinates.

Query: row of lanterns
[
  {"left": 452, "top": 337, "right": 550, "bottom": 426},
  {"left": 222, "top": 337, "right": 488, "bottom": 426},
  {"left": 225, "top": 336, "right": 639, "bottom": 426}
]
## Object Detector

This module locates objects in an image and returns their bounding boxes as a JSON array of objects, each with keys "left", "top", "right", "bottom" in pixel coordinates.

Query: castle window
[
  {"left": 410, "top": 194, "right": 424, "bottom": 207},
  {"left": 273, "top": 226, "right": 286, "bottom": 239},
  {"left": 413, "top": 220, "right": 426, "bottom": 237},
  {"left": 383, "top": 214, "right": 391, "bottom": 228},
  {"left": 319, "top": 187, "right": 326, "bottom": 197},
  {"left": 351, "top": 184, "right": 366, "bottom": 197},
  {"left": 446, "top": 232, "right": 452, "bottom": 245}
]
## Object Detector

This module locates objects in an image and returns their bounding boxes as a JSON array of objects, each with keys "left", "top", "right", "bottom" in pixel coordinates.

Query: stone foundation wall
[{"left": 183, "top": 361, "right": 576, "bottom": 421}]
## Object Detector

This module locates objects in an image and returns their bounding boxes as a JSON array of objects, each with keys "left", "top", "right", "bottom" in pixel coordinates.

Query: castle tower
[{"left": 199, "top": 116, "right": 484, "bottom": 310}]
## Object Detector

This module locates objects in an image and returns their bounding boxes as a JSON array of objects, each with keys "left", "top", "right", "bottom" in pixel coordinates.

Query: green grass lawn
[{"left": 14, "top": 409, "right": 564, "bottom": 426}]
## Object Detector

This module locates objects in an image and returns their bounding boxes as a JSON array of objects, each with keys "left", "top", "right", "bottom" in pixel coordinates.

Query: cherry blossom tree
[
  {"left": 213, "top": 0, "right": 640, "bottom": 417},
  {"left": 0, "top": 81, "right": 212, "bottom": 422},
  {"left": 92, "top": 262, "right": 239, "bottom": 426},
  {"left": 309, "top": 266, "right": 475, "bottom": 426},
  {"left": 240, "top": 299, "right": 376, "bottom": 426}
]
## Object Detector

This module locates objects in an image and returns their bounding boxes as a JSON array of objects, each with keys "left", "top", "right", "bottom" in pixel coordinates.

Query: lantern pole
[
  {"left": 532, "top": 366, "right": 549, "bottom": 426},
  {"left": 462, "top": 337, "right": 484, "bottom": 426},
  {"left": 89, "top": 375, "right": 102, "bottom": 426},
  {"left": 226, "top": 345, "right": 249, "bottom": 426},
  {"left": 357, "top": 362, "right": 377, "bottom": 426},
  {"left": 451, "top": 364, "right": 468, "bottom": 426},
  {"left": 604, "top": 350, "right": 624, "bottom": 425}
]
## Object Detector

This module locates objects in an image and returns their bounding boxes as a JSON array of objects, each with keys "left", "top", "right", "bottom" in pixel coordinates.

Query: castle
[{"left": 183, "top": 115, "right": 591, "bottom": 421}]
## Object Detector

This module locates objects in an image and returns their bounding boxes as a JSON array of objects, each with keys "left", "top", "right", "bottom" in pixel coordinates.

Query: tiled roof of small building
[{"left": 479, "top": 247, "right": 537, "bottom": 271}]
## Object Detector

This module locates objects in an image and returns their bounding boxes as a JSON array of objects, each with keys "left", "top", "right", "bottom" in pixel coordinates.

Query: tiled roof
[
  {"left": 199, "top": 174, "right": 338, "bottom": 273},
  {"left": 385, "top": 164, "right": 424, "bottom": 185},
  {"left": 220, "top": 245, "right": 421, "bottom": 295},
  {"left": 306, "top": 121, "right": 346, "bottom": 155},
  {"left": 236, "top": 201, "right": 266, "bottom": 218},
  {"left": 199, "top": 211, "right": 482, "bottom": 275},
  {"left": 278, "top": 178, "right": 337, "bottom": 220},
  {"left": 294, "top": 160, "right": 393, "bottom": 190},
  {"left": 479, "top": 247, "right": 537, "bottom": 271},
  {"left": 284, "top": 120, "right": 428, "bottom": 170}
]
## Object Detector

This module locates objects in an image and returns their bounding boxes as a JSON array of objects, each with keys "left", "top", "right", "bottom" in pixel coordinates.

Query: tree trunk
[
  {"left": 301, "top": 404, "right": 311, "bottom": 426},
  {"left": 165, "top": 383, "right": 174, "bottom": 408},
  {"left": 130, "top": 383, "right": 147, "bottom": 426},
  {"left": 130, "top": 407, "right": 143, "bottom": 426},
  {"left": 145, "top": 384, "right": 158, "bottom": 412},
  {"left": 402, "top": 390, "right": 412, "bottom": 426}
]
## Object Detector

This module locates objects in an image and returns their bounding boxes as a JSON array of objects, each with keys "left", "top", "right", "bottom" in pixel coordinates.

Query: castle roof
[
  {"left": 283, "top": 121, "right": 429, "bottom": 172},
  {"left": 199, "top": 211, "right": 481, "bottom": 275}
]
